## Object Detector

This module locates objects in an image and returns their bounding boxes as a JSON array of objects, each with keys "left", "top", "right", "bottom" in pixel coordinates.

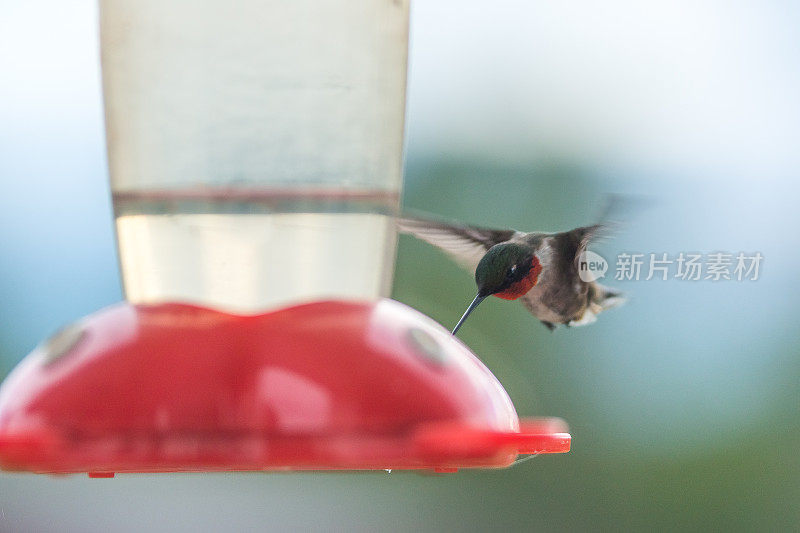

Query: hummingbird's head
[
  {"left": 452, "top": 243, "right": 542, "bottom": 335},
  {"left": 475, "top": 243, "right": 541, "bottom": 300}
]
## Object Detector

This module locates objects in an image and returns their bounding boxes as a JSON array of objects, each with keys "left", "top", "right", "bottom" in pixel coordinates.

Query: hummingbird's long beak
[{"left": 452, "top": 294, "right": 486, "bottom": 335}]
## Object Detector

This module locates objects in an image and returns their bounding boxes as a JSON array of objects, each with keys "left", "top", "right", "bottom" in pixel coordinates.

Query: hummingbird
[{"left": 398, "top": 214, "right": 625, "bottom": 334}]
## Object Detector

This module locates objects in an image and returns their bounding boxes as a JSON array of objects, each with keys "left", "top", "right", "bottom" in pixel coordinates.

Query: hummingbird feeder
[{"left": 0, "top": 0, "right": 569, "bottom": 476}]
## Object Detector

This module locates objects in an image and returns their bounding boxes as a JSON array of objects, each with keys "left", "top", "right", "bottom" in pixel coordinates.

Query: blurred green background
[{"left": 2, "top": 0, "right": 799, "bottom": 531}]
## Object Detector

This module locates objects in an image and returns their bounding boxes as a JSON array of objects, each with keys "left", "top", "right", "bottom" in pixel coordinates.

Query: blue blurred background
[{"left": 1, "top": 0, "right": 799, "bottom": 531}]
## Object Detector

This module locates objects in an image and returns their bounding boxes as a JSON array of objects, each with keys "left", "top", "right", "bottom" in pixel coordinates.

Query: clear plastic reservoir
[{"left": 100, "top": 0, "right": 409, "bottom": 312}]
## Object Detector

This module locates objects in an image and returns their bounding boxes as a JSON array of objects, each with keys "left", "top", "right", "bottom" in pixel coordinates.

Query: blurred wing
[
  {"left": 398, "top": 216, "right": 518, "bottom": 272},
  {"left": 551, "top": 224, "right": 605, "bottom": 272},
  {"left": 570, "top": 222, "right": 622, "bottom": 272},
  {"left": 576, "top": 223, "right": 606, "bottom": 251}
]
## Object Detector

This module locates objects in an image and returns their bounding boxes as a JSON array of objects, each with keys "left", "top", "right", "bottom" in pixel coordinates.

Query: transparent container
[{"left": 100, "top": 0, "right": 409, "bottom": 312}]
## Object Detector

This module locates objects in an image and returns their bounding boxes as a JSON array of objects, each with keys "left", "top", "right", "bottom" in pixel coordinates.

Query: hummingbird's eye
[{"left": 507, "top": 265, "right": 517, "bottom": 279}]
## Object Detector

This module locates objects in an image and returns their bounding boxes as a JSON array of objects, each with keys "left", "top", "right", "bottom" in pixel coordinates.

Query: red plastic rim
[{"left": 0, "top": 300, "right": 571, "bottom": 475}]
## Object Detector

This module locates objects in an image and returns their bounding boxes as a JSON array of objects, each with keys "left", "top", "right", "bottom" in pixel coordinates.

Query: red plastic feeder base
[{"left": 0, "top": 299, "right": 570, "bottom": 475}]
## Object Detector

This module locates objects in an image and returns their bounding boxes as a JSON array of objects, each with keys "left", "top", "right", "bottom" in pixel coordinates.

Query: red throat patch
[{"left": 494, "top": 256, "right": 542, "bottom": 301}]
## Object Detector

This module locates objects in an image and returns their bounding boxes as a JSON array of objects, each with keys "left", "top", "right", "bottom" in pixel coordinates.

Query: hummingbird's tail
[
  {"left": 569, "top": 284, "right": 626, "bottom": 327},
  {"left": 592, "top": 284, "right": 626, "bottom": 311}
]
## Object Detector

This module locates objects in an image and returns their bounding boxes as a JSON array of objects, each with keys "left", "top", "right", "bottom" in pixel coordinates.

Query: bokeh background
[{"left": 2, "top": 0, "right": 799, "bottom": 531}]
